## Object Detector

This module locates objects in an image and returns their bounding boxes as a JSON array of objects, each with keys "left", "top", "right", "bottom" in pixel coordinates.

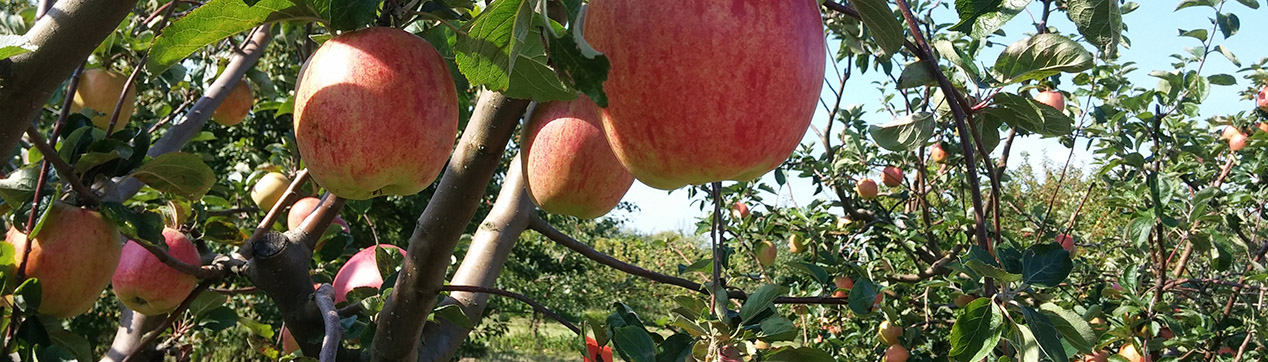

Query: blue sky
[{"left": 610, "top": 1, "right": 1267, "bottom": 234}]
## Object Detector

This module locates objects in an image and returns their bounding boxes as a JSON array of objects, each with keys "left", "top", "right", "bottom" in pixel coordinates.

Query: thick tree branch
[
  {"left": 0, "top": 0, "right": 138, "bottom": 155},
  {"left": 314, "top": 284, "right": 341, "bottom": 362},
  {"left": 370, "top": 91, "right": 529, "bottom": 362},
  {"left": 120, "top": 280, "right": 213, "bottom": 362},
  {"left": 416, "top": 154, "right": 533, "bottom": 362},
  {"left": 286, "top": 192, "right": 347, "bottom": 251},
  {"left": 100, "top": 307, "right": 165, "bottom": 362},
  {"left": 247, "top": 231, "right": 359, "bottom": 360}
]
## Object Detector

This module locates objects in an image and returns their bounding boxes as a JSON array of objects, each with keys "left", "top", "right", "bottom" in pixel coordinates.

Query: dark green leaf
[
  {"left": 1216, "top": 12, "right": 1239, "bottom": 38},
  {"left": 758, "top": 316, "right": 797, "bottom": 341},
  {"left": 740, "top": 284, "right": 786, "bottom": 323},
  {"left": 322, "top": 0, "right": 379, "bottom": 30},
  {"left": 547, "top": 29, "right": 609, "bottom": 106},
  {"left": 896, "top": 61, "right": 935, "bottom": 89},
  {"left": 0, "top": 166, "right": 43, "bottom": 208},
  {"left": 854, "top": 0, "right": 904, "bottom": 56},
  {"left": 949, "top": 297, "right": 1003, "bottom": 362},
  {"left": 993, "top": 34, "right": 1094, "bottom": 84},
  {"left": 14, "top": 278, "right": 41, "bottom": 313},
  {"left": 1065, "top": 0, "right": 1122, "bottom": 57},
  {"left": 148, "top": 0, "right": 315, "bottom": 72},
  {"left": 611, "top": 325, "right": 656, "bottom": 362},
  {"left": 655, "top": 334, "right": 694, "bottom": 362},
  {"left": 131, "top": 152, "right": 216, "bottom": 200},
  {"left": 787, "top": 262, "right": 830, "bottom": 285},
  {"left": 962, "top": 0, "right": 1032, "bottom": 38},
  {"left": 433, "top": 304, "right": 475, "bottom": 329},
  {"left": 951, "top": 0, "right": 1005, "bottom": 33},
  {"left": 1234, "top": 0, "right": 1259, "bottom": 9},
  {"left": 1179, "top": 28, "right": 1209, "bottom": 41},
  {"left": 1176, "top": 0, "right": 1217, "bottom": 10},
  {"left": 99, "top": 201, "right": 166, "bottom": 246},
  {"left": 1021, "top": 243, "right": 1073, "bottom": 287},
  {"left": 764, "top": 346, "right": 836, "bottom": 362},
  {"left": 847, "top": 277, "right": 879, "bottom": 314},
  {"left": 1019, "top": 306, "right": 1068, "bottom": 361},
  {"left": 1127, "top": 216, "right": 1153, "bottom": 247},
  {"left": 1039, "top": 303, "right": 1096, "bottom": 353},
  {"left": 197, "top": 306, "right": 239, "bottom": 331},
  {"left": 868, "top": 112, "right": 936, "bottom": 151},
  {"left": 966, "top": 259, "right": 1022, "bottom": 282},
  {"left": 981, "top": 93, "right": 1073, "bottom": 137},
  {"left": 1207, "top": 74, "right": 1236, "bottom": 86}
]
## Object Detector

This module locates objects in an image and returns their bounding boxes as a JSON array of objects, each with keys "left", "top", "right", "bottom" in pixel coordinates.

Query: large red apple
[
  {"left": 1034, "top": 90, "right": 1066, "bottom": 111},
  {"left": 881, "top": 166, "right": 904, "bottom": 187},
  {"left": 522, "top": 96, "right": 634, "bottom": 219},
  {"left": 212, "top": 78, "right": 253, "bottom": 126},
  {"left": 585, "top": 0, "right": 826, "bottom": 189},
  {"left": 113, "top": 228, "right": 200, "bottom": 315},
  {"left": 6, "top": 203, "right": 121, "bottom": 318},
  {"left": 70, "top": 68, "right": 136, "bottom": 134},
  {"left": 333, "top": 244, "right": 405, "bottom": 303},
  {"left": 1256, "top": 85, "right": 1268, "bottom": 111},
  {"left": 584, "top": 337, "right": 614, "bottom": 362},
  {"left": 294, "top": 27, "right": 458, "bottom": 200}
]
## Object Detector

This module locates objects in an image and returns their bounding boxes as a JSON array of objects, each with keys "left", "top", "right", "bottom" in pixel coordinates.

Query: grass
[{"left": 460, "top": 316, "right": 590, "bottom": 362}]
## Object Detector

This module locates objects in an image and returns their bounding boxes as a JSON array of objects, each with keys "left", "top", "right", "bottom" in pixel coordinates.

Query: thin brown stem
[
  {"left": 439, "top": 285, "right": 580, "bottom": 335},
  {"left": 24, "top": 127, "right": 100, "bottom": 206},
  {"left": 240, "top": 169, "right": 310, "bottom": 259}
]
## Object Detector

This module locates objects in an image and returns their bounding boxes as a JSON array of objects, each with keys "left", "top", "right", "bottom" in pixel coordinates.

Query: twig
[
  {"left": 23, "top": 127, "right": 100, "bottom": 206},
  {"left": 206, "top": 207, "right": 259, "bottom": 216},
  {"left": 121, "top": 280, "right": 213, "bottom": 362},
  {"left": 314, "top": 284, "right": 341, "bottom": 362},
  {"left": 240, "top": 169, "right": 310, "bottom": 259},
  {"left": 130, "top": 237, "right": 220, "bottom": 279},
  {"left": 439, "top": 285, "right": 580, "bottom": 335}
]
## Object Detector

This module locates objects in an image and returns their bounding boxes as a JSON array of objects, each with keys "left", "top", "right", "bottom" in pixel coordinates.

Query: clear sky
[{"left": 610, "top": 1, "right": 1267, "bottom": 234}]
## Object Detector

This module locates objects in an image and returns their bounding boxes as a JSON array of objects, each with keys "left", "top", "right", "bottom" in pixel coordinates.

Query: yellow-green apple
[
  {"left": 584, "top": 336, "right": 614, "bottom": 362},
  {"left": 522, "top": 96, "right": 634, "bottom": 218},
  {"left": 1056, "top": 233, "right": 1077, "bottom": 257},
  {"left": 1221, "top": 125, "right": 1241, "bottom": 140},
  {"left": 881, "top": 166, "right": 903, "bottom": 187},
  {"left": 755, "top": 240, "right": 776, "bottom": 267},
  {"left": 1034, "top": 90, "right": 1065, "bottom": 110},
  {"left": 731, "top": 202, "right": 750, "bottom": 219},
  {"left": 885, "top": 344, "right": 910, "bottom": 362},
  {"left": 1228, "top": 132, "right": 1247, "bottom": 152},
  {"left": 294, "top": 27, "right": 458, "bottom": 200},
  {"left": 878, "top": 320, "right": 902, "bottom": 345},
  {"left": 212, "top": 78, "right": 253, "bottom": 126},
  {"left": 832, "top": 276, "right": 853, "bottom": 298},
  {"left": 754, "top": 340, "right": 770, "bottom": 350},
  {"left": 251, "top": 172, "right": 290, "bottom": 212},
  {"left": 112, "top": 228, "right": 200, "bottom": 315},
  {"left": 6, "top": 203, "right": 121, "bottom": 318},
  {"left": 1257, "top": 85, "right": 1268, "bottom": 111},
  {"left": 930, "top": 144, "right": 949, "bottom": 163},
  {"left": 1118, "top": 343, "right": 1149, "bottom": 362},
  {"left": 856, "top": 178, "right": 879, "bottom": 199},
  {"left": 1079, "top": 350, "right": 1110, "bottom": 362},
  {"left": 585, "top": 0, "right": 826, "bottom": 190},
  {"left": 333, "top": 244, "right": 405, "bottom": 303},
  {"left": 70, "top": 68, "right": 136, "bottom": 134},
  {"left": 788, "top": 234, "right": 808, "bottom": 254}
]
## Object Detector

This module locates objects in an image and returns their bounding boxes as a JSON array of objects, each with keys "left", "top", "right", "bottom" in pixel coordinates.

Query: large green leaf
[
  {"left": 0, "top": 34, "right": 36, "bottom": 61},
  {"left": 853, "top": 0, "right": 904, "bottom": 56},
  {"left": 896, "top": 61, "right": 934, "bottom": 89},
  {"left": 992, "top": 33, "right": 1094, "bottom": 84},
  {"left": 951, "top": 0, "right": 1005, "bottom": 33},
  {"left": 949, "top": 297, "right": 1003, "bottom": 362},
  {"left": 1021, "top": 243, "right": 1073, "bottom": 287},
  {"left": 455, "top": 0, "right": 535, "bottom": 92},
  {"left": 1039, "top": 303, "right": 1097, "bottom": 353},
  {"left": 980, "top": 92, "right": 1073, "bottom": 137},
  {"left": 739, "top": 284, "right": 786, "bottom": 324},
  {"left": 147, "top": 0, "right": 317, "bottom": 72},
  {"left": 963, "top": 0, "right": 1032, "bottom": 38},
  {"left": 868, "top": 112, "right": 936, "bottom": 151},
  {"left": 1019, "top": 306, "right": 1068, "bottom": 361},
  {"left": 131, "top": 152, "right": 216, "bottom": 200},
  {"left": 547, "top": 27, "right": 610, "bottom": 106},
  {"left": 1066, "top": 0, "right": 1122, "bottom": 57},
  {"left": 611, "top": 325, "right": 656, "bottom": 362},
  {"left": 847, "top": 278, "right": 880, "bottom": 314}
]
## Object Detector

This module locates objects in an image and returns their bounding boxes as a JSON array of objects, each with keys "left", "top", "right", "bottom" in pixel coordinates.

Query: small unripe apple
[
  {"left": 1221, "top": 125, "right": 1241, "bottom": 140},
  {"left": 930, "top": 144, "right": 949, "bottom": 163},
  {"left": 524, "top": 95, "right": 634, "bottom": 218},
  {"left": 1118, "top": 343, "right": 1150, "bottom": 362},
  {"left": 6, "top": 203, "right": 122, "bottom": 318},
  {"left": 954, "top": 294, "right": 976, "bottom": 308},
  {"left": 1228, "top": 132, "right": 1247, "bottom": 152},
  {"left": 832, "top": 276, "right": 853, "bottom": 298},
  {"left": 1056, "top": 233, "right": 1077, "bottom": 257},
  {"left": 856, "top": 178, "right": 879, "bottom": 199},
  {"left": 333, "top": 244, "right": 405, "bottom": 303},
  {"left": 113, "top": 228, "right": 201, "bottom": 315},
  {"left": 70, "top": 68, "right": 136, "bottom": 134},
  {"left": 1256, "top": 85, "right": 1268, "bottom": 111},
  {"left": 1034, "top": 90, "right": 1066, "bottom": 111},
  {"left": 731, "top": 202, "right": 750, "bottom": 219},
  {"left": 788, "top": 234, "right": 808, "bottom": 254},
  {"left": 1158, "top": 327, "right": 1174, "bottom": 340},
  {"left": 878, "top": 320, "right": 902, "bottom": 345},
  {"left": 881, "top": 166, "right": 903, "bottom": 187},
  {"left": 295, "top": 27, "right": 459, "bottom": 200},
  {"left": 755, "top": 240, "right": 776, "bottom": 267},
  {"left": 584, "top": 337, "right": 614, "bottom": 362},
  {"left": 884, "top": 344, "right": 910, "bottom": 362},
  {"left": 211, "top": 78, "right": 253, "bottom": 126},
  {"left": 251, "top": 172, "right": 291, "bottom": 212}
]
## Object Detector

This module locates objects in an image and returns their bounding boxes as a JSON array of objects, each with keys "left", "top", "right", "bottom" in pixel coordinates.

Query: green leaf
[
  {"left": 951, "top": 0, "right": 1005, "bottom": 33},
  {"left": 505, "top": 50, "right": 574, "bottom": 101},
  {"left": 896, "top": 61, "right": 934, "bottom": 89},
  {"left": 14, "top": 278, "right": 41, "bottom": 313},
  {"left": 787, "top": 262, "right": 831, "bottom": 284},
  {"left": 99, "top": 202, "right": 166, "bottom": 247},
  {"left": 433, "top": 304, "right": 476, "bottom": 329},
  {"left": 758, "top": 316, "right": 797, "bottom": 341},
  {"left": 853, "top": 0, "right": 904, "bottom": 56},
  {"left": 1019, "top": 306, "right": 1068, "bottom": 361},
  {"left": 1039, "top": 303, "right": 1096, "bottom": 353},
  {"left": 1176, "top": 0, "right": 1217, "bottom": 10},
  {"left": 313, "top": 0, "right": 379, "bottom": 30},
  {"left": 44, "top": 321, "right": 93, "bottom": 362},
  {"left": 993, "top": 33, "right": 1094, "bottom": 84},
  {"left": 933, "top": 40, "right": 986, "bottom": 87},
  {"left": 611, "top": 325, "right": 656, "bottom": 362},
  {"left": 1179, "top": 28, "right": 1209, "bottom": 42},
  {"left": 740, "top": 284, "right": 786, "bottom": 323},
  {"left": 131, "top": 152, "right": 216, "bottom": 200},
  {"left": 1216, "top": 12, "right": 1239, "bottom": 38},
  {"left": 655, "top": 334, "right": 695, "bottom": 362},
  {"left": 1065, "top": 0, "right": 1122, "bottom": 57},
  {"left": 966, "top": 259, "right": 1022, "bottom": 282},
  {"left": 868, "top": 112, "right": 936, "bottom": 151},
  {"left": 455, "top": 0, "right": 534, "bottom": 92},
  {"left": 147, "top": 0, "right": 315, "bottom": 72},
  {"left": 949, "top": 297, "right": 1003, "bottom": 362},
  {"left": 847, "top": 277, "right": 879, "bottom": 314},
  {"left": 981, "top": 93, "right": 1073, "bottom": 137},
  {"left": 1021, "top": 243, "right": 1073, "bottom": 287},
  {"left": 764, "top": 346, "right": 836, "bottom": 362},
  {"left": 547, "top": 29, "right": 610, "bottom": 106},
  {"left": 1214, "top": 45, "right": 1240, "bottom": 66},
  {"left": 1011, "top": 323, "right": 1041, "bottom": 362},
  {"left": 1127, "top": 216, "right": 1153, "bottom": 248},
  {"left": 0, "top": 166, "right": 43, "bottom": 208},
  {"left": 1207, "top": 74, "right": 1236, "bottom": 86},
  {"left": 963, "top": 0, "right": 1032, "bottom": 38},
  {"left": 0, "top": 34, "right": 36, "bottom": 60},
  {"left": 1234, "top": 0, "right": 1259, "bottom": 9}
]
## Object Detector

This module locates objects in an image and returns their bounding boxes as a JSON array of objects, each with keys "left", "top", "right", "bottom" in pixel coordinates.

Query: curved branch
[
  {"left": 371, "top": 90, "right": 529, "bottom": 362},
  {"left": 314, "top": 284, "right": 341, "bottom": 362}
]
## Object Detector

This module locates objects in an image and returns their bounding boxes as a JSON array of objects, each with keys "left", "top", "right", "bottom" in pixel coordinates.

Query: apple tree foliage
[{"left": 0, "top": 0, "right": 1266, "bottom": 361}]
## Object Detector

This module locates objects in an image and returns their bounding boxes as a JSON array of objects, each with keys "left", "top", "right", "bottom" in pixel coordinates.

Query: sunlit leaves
[
  {"left": 949, "top": 297, "right": 1002, "bottom": 362},
  {"left": 0, "top": 34, "right": 36, "bottom": 60},
  {"left": 980, "top": 93, "right": 1073, "bottom": 137},
  {"left": 853, "top": 0, "right": 904, "bottom": 56},
  {"left": 868, "top": 112, "right": 935, "bottom": 152},
  {"left": 960, "top": 0, "right": 1032, "bottom": 38},
  {"left": 131, "top": 152, "right": 216, "bottom": 200},
  {"left": 993, "top": 34, "right": 1094, "bottom": 84},
  {"left": 147, "top": 0, "right": 314, "bottom": 72},
  {"left": 1066, "top": 0, "right": 1122, "bottom": 57}
]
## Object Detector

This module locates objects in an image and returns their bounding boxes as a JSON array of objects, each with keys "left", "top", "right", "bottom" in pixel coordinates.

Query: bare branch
[
  {"left": 241, "top": 169, "right": 311, "bottom": 259},
  {"left": 439, "top": 285, "right": 580, "bottom": 335},
  {"left": 314, "top": 284, "right": 341, "bottom": 362}
]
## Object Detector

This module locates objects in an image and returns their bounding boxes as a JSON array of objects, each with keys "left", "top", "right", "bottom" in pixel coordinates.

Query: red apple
[
  {"left": 251, "top": 172, "right": 291, "bottom": 212},
  {"left": 881, "top": 166, "right": 903, "bottom": 187},
  {"left": 832, "top": 276, "right": 853, "bottom": 298},
  {"left": 585, "top": 0, "right": 826, "bottom": 190},
  {"left": 212, "top": 78, "right": 253, "bottom": 126},
  {"left": 333, "top": 244, "right": 405, "bottom": 303},
  {"left": 113, "top": 228, "right": 200, "bottom": 315},
  {"left": 1257, "top": 122, "right": 1268, "bottom": 133},
  {"left": 1217, "top": 346, "right": 1235, "bottom": 355},
  {"left": 523, "top": 96, "right": 634, "bottom": 219},
  {"left": 70, "top": 68, "right": 136, "bottom": 134},
  {"left": 1056, "top": 233, "right": 1077, "bottom": 257},
  {"left": 295, "top": 27, "right": 458, "bottom": 200},
  {"left": 1034, "top": 90, "right": 1066, "bottom": 111},
  {"left": 6, "top": 203, "right": 121, "bottom": 318},
  {"left": 1221, "top": 125, "right": 1241, "bottom": 140},
  {"left": 1078, "top": 350, "right": 1110, "bottom": 362},
  {"left": 930, "top": 144, "right": 949, "bottom": 163},
  {"left": 1229, "top": 132, "right": 1247, "bottom": 152},
  {"left": 287, "top": 197, "right": 350, "bottom": 232},
  {"left": 755, "top": 240, "right": 776, "bottom": 267},
  {"left": 1256, "top": 85, "right": 1268, "bottom": 111},
  {"left": 885, "top": 344, "right": 910, "bottom": 362},
  {"left": 1118, "top": 343, "right": 1150, "bottom": 362},
  {"left": 731, "top": 202, "right": 750, "bottom": 219},
  {"left": 856, "top": 178, "right": 879, "bottom": 199},
  {"left": 584, "top": 337, "right": 614, "bottom": 362}
]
